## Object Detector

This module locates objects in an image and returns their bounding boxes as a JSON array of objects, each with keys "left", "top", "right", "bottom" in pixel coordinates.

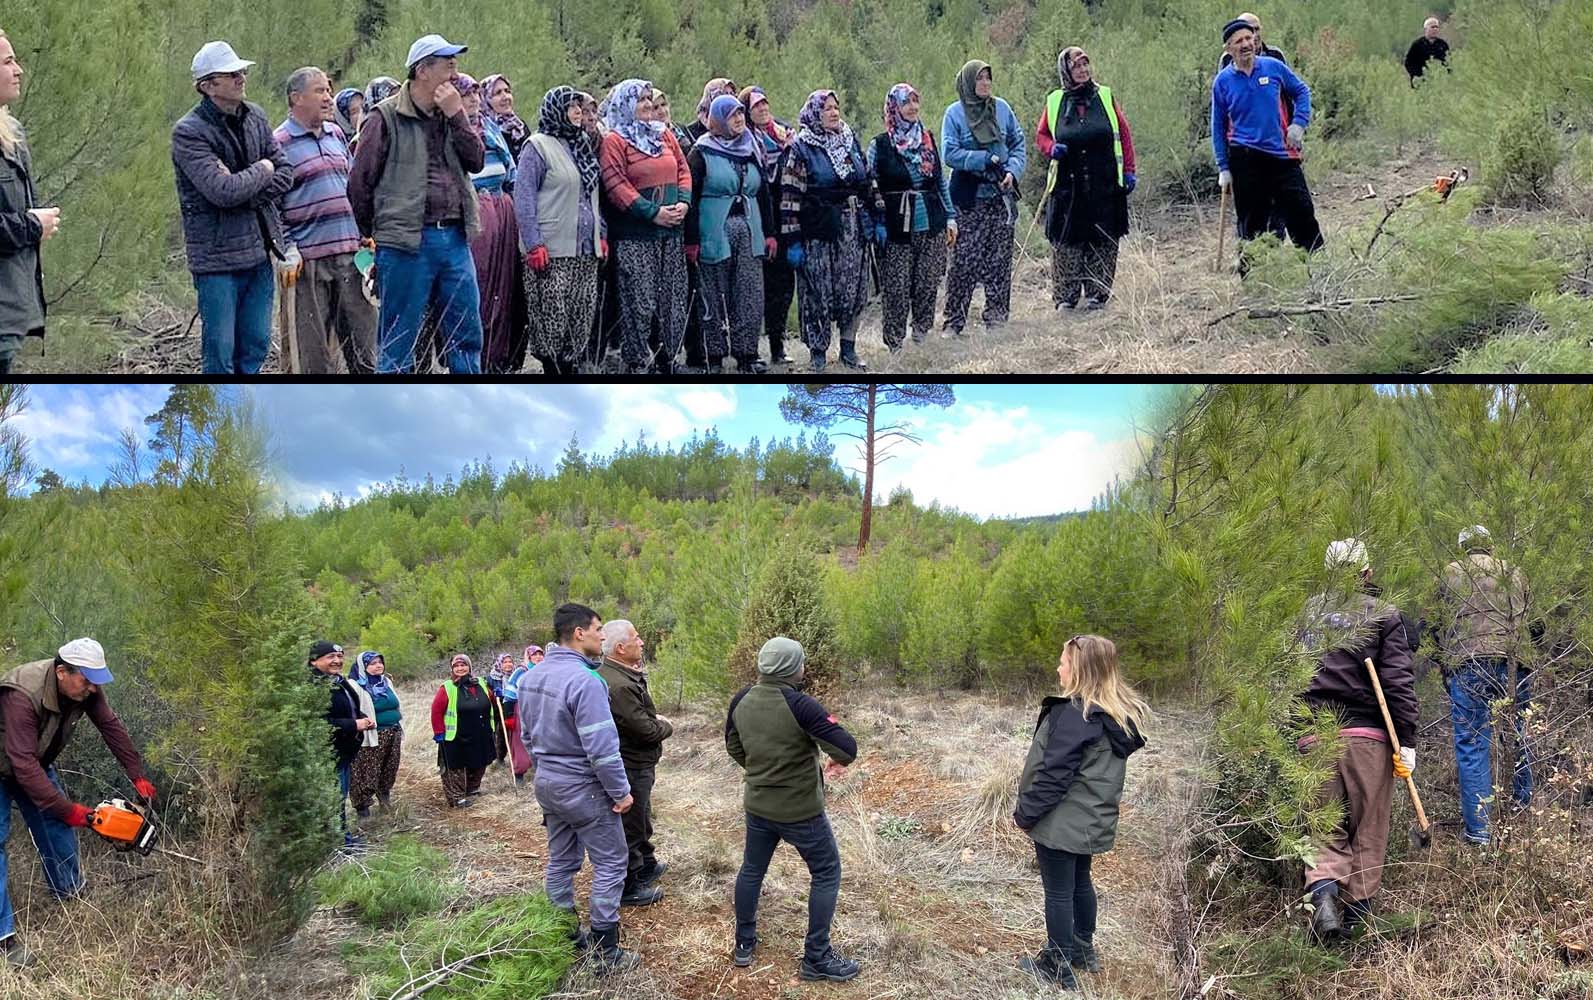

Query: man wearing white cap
[
  {"left": 1440, "top": 525, "right": 1532, "bottom": 845},
  {"left": 171, "top": 41, "right": 294, "bottom": 374},
  {"left": 0, "top": 638, "right": 154, "bottom": 968},
  {"left": 1296, "top": 540, "right": 1417, "bottom": 944},
  {"left": 347, "top": 34, "right": 486, "bottom": 374}
]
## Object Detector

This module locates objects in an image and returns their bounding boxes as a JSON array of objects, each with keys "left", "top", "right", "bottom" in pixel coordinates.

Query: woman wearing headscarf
[
  {"left": 333, "top": 88, "right": 365, "bottom": 150},
  {"left": 431, "top": 653, "right": 506, "bottom": 809},
  {"left": 685, "top": 95, "right": 776, "bottom": 374},
  {"left": 348, "top": 650, "right": 403, "bottom": 817},
  {"left": 0, "top": 28, "right": 50, "bottom": 374},
  {"left": 869, "top": 83, "right": 957, "bottom": 352},
  {"left": 481, "top": 74, "right": 530, "bottom": 161},
  {"left": 599, "top": 78, "right": 692, "bottom": 375},
  {"left": 686, "top": 77, "right": 737, "bottom": 145},
  {"left": 740, "top": 85, "right": 796, "bottom": 367},
  {"left": 941, "top": 59, "right": 1027, "bottom": 335},
  {"left": 652, "top": 88, "right": 695, "bottom": 152},
  {"left": 1036, "top": 47, "right": 1136, "bottom": 311},
  {"left": 516, "top": 85, "right": 605, "bottom": 375},
  {"left": 364, "top": 75, "right": 399, "bottom": 108},
  {"left": 781, "top": 90, "right": 883, "bottom": 373},
  {"left": 459, "top": 73, "right": 529, "bottom": 374}
]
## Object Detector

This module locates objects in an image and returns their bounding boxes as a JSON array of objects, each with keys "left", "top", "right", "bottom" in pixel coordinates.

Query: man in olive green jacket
[
  {"left": 725, "top": 637, "right": 860, "bottom": 982},
  {"left": 597, "top": 619, "right": 672, "bottom": 906}
]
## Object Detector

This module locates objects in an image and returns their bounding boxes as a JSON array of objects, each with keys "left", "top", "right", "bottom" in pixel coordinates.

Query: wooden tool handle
[
  {"left": 1363, "top": 657, "right": 1430, "bottom": 829},
  {"left": 1214, "top": 186, "right": 1229, "bottom": 273}
]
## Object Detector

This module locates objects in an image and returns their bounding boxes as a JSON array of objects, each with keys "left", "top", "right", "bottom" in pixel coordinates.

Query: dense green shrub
[
  {"left": 315, "top": 835, "right": 456, "bottom": 926},
  {"left": 1487, "top": 105, "right": 1562, "bottom": 205},
  {"left": 727, "top": 538, "right": 843, "bottom": 696}
]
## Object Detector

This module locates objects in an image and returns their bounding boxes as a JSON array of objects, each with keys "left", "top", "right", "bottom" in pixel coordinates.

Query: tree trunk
[{"left": 859, "top": 385, "right": 877, "bottom": 553}]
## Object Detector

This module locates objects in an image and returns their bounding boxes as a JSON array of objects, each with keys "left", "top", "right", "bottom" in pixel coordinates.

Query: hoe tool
[{"left": 1363, "top": 657, "right": 1432, "bottom": 848}]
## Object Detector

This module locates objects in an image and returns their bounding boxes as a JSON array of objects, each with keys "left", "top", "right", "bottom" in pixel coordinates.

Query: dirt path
[{"left": 300, "top": 682, "right": 1210, "bottom": 1000}]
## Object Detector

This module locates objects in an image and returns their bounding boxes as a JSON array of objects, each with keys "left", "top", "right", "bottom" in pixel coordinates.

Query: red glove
[
  {"left": 65, "top": 803, "right": 93, "bottom": 828},
  {"left": 526, "top": 245, "right": 550, "bottom": 272},
  {"left": 764, "top": 237, "right": 778, "bottom": 259},
  {"left": 599, "top": 238, "right": 609, "bottom": 260},
  {"left": 134, "top": 778, "right": 157, "bottom": 803},
  {"left": 685, "top": 244, "right": 700, "bottom": 264}
]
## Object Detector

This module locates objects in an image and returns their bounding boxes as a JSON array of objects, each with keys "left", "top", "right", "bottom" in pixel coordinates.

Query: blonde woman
[
  {"left": 0, "top": 28, "right": 56, "bottom": 375},
  {"left": 1013, "top": 634, "right": 1150, "bottom": 986}
]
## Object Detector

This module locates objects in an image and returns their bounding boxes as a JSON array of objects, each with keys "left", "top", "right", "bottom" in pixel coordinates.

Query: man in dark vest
[
  {"left": 596, "top": 619, "right": 672, "bottom": 906},
  {"left": 347, "top": 33, "right": 486, "bottom": 374},
  {"left": 308, "top": 639, "right": 373, "bottom": 848},
  {"left": 0, "top": 638, "right": 154, "bottom": 969}
]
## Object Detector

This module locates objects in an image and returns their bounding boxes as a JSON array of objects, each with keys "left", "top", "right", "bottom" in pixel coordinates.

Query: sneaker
[
  {"left": 2, "top": 934, "right": 36, "bottom": 970},
  {"left": 769, "top": 352, "right": 793, "bottom": 366},
  {"left": 1083, "top": 297, "right": 1109, "bottom": 311},
  {"left": 452, "top": 797, "right": 472, "bottom": 809},
  {"left": 733, "top": 937, "right": 758, "bottom": 967},
  {"left": 799, "top": 950, "right": 860, "bottom": 982},
  {"left": 1018, "top": 948, "right": 1078, "bottom": 987},
  {"left": 940, "top": 326, "right": 964, "bottom": 339},
  {"left": 620, "top": 883, "right": 665, "bottom": 907},
  {"left": 1069, "top": 934, "right": 1101, "bottom": 973}
]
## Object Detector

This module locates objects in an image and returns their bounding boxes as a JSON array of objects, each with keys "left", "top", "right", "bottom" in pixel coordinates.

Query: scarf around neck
[
  {"left": 480, "top": 74, "right": 529, "bottom": 148},
  {"left": 694, "top": 94, "right": 762, "bottom": 166},
  {"left": 956, "top": 59, "right": 1000, "bottom": 145},
  {"left": 796, "top": 90, "right": 856, "bottom": 180},
  {"left": 537, "top": 85, "right": 601, "bottom": 194},
  {"left": 883, "top": 82, "right": 935, "bottom": 175}
]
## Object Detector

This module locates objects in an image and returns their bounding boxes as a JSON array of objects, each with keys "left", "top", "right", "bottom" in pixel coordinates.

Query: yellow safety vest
[{"left": 1042, "top": 85, "right": 1124, "bottom": 203}]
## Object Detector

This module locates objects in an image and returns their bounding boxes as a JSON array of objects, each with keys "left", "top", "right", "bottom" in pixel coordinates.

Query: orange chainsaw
[{"left": 89, "top": 797, "right": 200, "bottom": 863}]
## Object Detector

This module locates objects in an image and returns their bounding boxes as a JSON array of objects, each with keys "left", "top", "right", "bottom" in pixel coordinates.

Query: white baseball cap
[
  {"left": 1324, "top": 538, "right": 1369, "bottom": 572},
  {"left": 192, "top": 41, "right": 256, "bottom": 81},
  {"left": 1459, "top": 524, "right": 1491, "bottom": 548},
  {"left": 57, "top": 637, "right": 114, "bottom": 685},
  {"left": 405, "top": 34, "right": 468, "bottom": 70}
]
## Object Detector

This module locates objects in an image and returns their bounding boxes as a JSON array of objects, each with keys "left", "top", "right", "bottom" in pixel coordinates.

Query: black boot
[
  {"left": 590, "top": 923, "right": 641, "bottom": 975},
  {"left": 838, "top": 340, "right": 867, "bottom": 370},
  {"left": 620, "top": 881, "right": 665, "bottom": 906},
  {"left": 1308, "top": 880, "right": 1344, "bottom": 942},
  {"left": 555, "top": 906, "right": 591, "bottom": 955},
  {"left": 1017, "top": 945, "right": 1078, "bottom": 987},
  {"left": 809, "top": 349, "right": 826, "bottom": 373},
  {"left": 1342, "top": 898, "right": 1373, "bottom": 935},
  {"left": 1069, "top": 933, "right": 1101, "bottom": 972},
  {"left": 2, "top": 934, "right": 37, "bottom": 969}
]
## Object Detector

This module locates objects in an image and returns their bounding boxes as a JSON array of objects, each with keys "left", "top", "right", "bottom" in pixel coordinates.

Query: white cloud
[
  {"left": 842, "top": 402, "right": 1136, "bottom": 518},
  {"left": 11, "top": 385, "right": 169, "bottom": 479},
  {"left": 593, "top": 385, "right": 739, "bottom": 450}
]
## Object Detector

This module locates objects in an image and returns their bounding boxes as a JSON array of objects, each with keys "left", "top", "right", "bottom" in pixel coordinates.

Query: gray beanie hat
[{"left": 756, "top": 636, "right": 805, "bottom": 679}]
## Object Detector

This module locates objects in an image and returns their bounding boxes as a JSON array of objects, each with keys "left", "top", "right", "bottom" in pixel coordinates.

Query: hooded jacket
[
  {"left": 1015, "top": 696, "right": 1145, "bottom": 854},
  {"left": 726, "top": 675, "right": 856, "bottom": 823}
]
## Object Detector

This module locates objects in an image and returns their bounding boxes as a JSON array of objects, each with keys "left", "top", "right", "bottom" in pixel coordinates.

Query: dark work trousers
[
  {"left": 621, "top": 763, "right": 658, "bottom": 887},
  {"left": 1034, "top": 843, "right": 1098, "bottom": 960},
  {"left": 763, "top": 255, "right": 796, "bottom": 360},
  {"left": 734, "top": 811, "right": 842, "bottom": 962},
  {"left": 1228, "top": 144, "right": 1324, "bottom": 273}
]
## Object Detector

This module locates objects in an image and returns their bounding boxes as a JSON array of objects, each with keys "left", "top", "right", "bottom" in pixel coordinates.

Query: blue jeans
[
  {"left": 375, "top": 225, "right": 483, "bottom": 373},
  {"left": 338, "top": 758, "right": 354, "bottom": 842},
  {"left": 734, "top": 811, "right": 841, "bottom": 962},
  {"left": 0, "top": 769, "right": 84, "bottom": 940},
  {"left": 194, "top": 261, "right": 274, "bottom": 374},
  {"left": 1449, "top": 657, "right": 1533, "bottom": 843}
]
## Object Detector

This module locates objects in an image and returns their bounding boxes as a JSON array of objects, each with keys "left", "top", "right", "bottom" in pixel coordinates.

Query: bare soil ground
[{"left": 268, "top": 682, "right": 1210, "bottom": 1000}]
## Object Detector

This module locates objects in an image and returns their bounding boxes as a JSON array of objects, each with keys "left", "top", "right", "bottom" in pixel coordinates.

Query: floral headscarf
[
  {"left": 739, "top": 86, "right": 791, "bottom": 148},
  {"left": 333, "top": 88, "right": 362, "bottom": 136},
  {"left": 604, "top": 78, "right": 666, "bottom": 156},
  {"left": 1059, "top": 47, "right": 1095, "bottom": 96},
  {"left": 538, "top": 85, "right": 602, "bottom": 194},
  {"left": 884, "top": 82, "right": 935, "bottom": 174},
  {"left": 364, "top": 75, "right": 400, "bottom": 106},
  {"left": 456, "top": 73, "right": 482, "bottom": 132},
  {"left": 480, "top": 74, "right": 529, "bottom": 149},
  {"left": 796, "top": 89, "right": 856, "bottom": 180},
  {"left": 695, "top": 77, "right": 737, "bottom": 124}
]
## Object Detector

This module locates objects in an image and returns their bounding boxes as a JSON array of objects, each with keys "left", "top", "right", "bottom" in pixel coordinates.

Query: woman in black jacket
[
  {"left": 868, "top": 83, "right": 957, "bottom": 352},
  {"left": 430, "top": 653, "right": 506, "bottom": 808},
  {"left": 0, "top": 30, "right": 54, "bottom": 374}
]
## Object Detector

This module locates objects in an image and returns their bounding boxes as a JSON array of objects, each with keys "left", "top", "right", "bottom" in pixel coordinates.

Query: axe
[{"left": 1364, "top": 657, "right": 1432, "bottom": 848}]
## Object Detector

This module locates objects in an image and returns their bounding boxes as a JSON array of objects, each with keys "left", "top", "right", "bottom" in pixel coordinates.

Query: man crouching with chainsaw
[
  {"left": 1295, "top": 540, "right": 1418, "bottom": 943},
  {"left": 0, "top": 638, "right": 155, "bottom": 969}
]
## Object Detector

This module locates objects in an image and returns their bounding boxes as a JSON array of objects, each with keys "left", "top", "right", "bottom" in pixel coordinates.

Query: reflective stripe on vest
[
  {"left": 443, "top": 681, "right": 459, "bottom": 741},
  {"left": 1045, "top": 85, "right": 1123, "bottom": 189}
]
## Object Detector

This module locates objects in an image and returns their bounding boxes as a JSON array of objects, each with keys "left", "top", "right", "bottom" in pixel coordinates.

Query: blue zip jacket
[
  {"left": 516, "top": 645, "right": 629, "bottom": 802},
  {"left": 941, "top": 98, "right": 1027, "bottom": 201},
  {"left": 1210, "top": 56, "right": 1312, "bottom": 171}
]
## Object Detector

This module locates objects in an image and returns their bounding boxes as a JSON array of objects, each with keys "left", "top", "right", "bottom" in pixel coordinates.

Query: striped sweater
[{"left": 272, "top": 117, "right": 361, "bottom": 259}]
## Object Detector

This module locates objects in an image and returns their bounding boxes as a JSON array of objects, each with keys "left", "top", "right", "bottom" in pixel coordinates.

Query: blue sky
[{"left": 13, "top": 383, "right": 1171, "bottom": 518}]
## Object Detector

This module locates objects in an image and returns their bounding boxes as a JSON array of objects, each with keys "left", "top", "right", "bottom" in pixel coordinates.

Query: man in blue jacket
[
  {"left": 518, "top": 603, "right": 639, "bottom": 974},
  {"left": 1211, "top": 19, "right": 1323, "bottom": 273}
]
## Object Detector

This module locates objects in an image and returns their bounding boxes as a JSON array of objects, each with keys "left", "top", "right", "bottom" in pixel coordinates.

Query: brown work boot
[{"left": 2, "top": 933, "right": 37, "bottom": 969}]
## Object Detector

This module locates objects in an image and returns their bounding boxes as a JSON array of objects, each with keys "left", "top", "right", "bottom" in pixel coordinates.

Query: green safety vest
[
  {"left": 441, "top": 678, "right": 504, "bottom": 742},
  {"left": 1043, "top": 85, "right": 1124, "bottom": 199}
]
